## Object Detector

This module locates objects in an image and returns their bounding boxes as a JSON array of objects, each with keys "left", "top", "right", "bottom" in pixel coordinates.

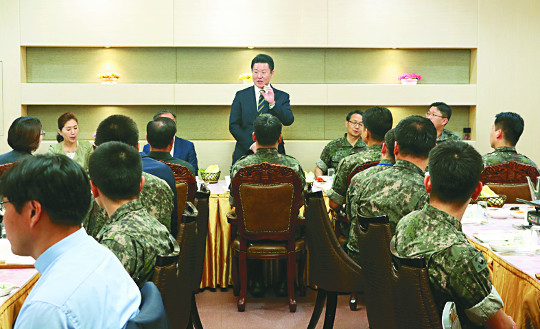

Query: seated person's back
[
  {"left": 83, "top": 171, "right": 174, "bottom": 237},
  {"left": 0, "top": 154, "right": 140, "bottom": 329},
  {"left": 0, "top": 117, "right": 42, "bottom": 165},
  {"left": 89, "top": 141, "right": 176, "bottom": 288},
  {"left": 143, "top": 109, "right": 199, "bottom": 172},
  {"left": 230, "top": 113, "right": 305, "bottom": 206},
  {"left": 327, "top": 106, "right": 393, "bottom": 209},
  {"left": 347, "top": 115, "right": 436, "bottom": 234},
  {"left": 145, "top": 116, "right": 196, "bottom": 176},
  {"left": 94, "top": 114, "right": 179, "bottom": 238},
  {"left": 394, "top": 141, "right": 516, "bottom": 329},
  {"left": 483, "top": 112, "right": 537, "bottom": 169}
]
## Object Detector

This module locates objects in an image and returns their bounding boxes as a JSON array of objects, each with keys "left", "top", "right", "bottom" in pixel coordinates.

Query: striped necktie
[{"left": 257, "top": 92, "right": 266, "bottom": 113}]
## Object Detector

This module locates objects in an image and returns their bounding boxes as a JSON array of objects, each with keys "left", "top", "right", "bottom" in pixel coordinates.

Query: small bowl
[{"left": 0, "top": 282, "right": 15, "bottom": 297}]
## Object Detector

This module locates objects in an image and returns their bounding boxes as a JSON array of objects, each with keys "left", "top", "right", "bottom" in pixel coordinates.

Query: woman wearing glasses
[
  {"left": 48, "top": 112, "right": 93, "bottom": 171},
  {"left": 0, "top": 117, "right": 44, "bottom": 165}
]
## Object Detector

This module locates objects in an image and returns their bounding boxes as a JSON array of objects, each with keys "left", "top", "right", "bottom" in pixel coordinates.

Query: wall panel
[
  {"left": 328, "top": 0, "right": 478, "bottom": 48},
  {"left": 173, "top": 0, "right": 327, "bottom": 47},
  {"left": 20, "top": 0, "right": 174, "bottom": 46}
]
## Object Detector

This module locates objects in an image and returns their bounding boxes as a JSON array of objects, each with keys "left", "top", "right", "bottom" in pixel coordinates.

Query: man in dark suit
[
  {"left": 142, "top": 109, "right": 199, "bottom": 172},
  {"left": 229, "top": 54, "right": 294, "bottom": 164}
]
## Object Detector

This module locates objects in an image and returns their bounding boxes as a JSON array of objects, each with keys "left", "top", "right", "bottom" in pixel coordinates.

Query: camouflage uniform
[
  {"left": 345, "top": 159, "right": 394, "bottom": 263},
  {"left": 482, "top": 146, "right": 538, "bottom": 169},
  {"left": 95, "top": 199, "right": 174, "bottom": 288},
  {"left": 327, "top": 144, "right": 382, "bottom": 206},
  {"left": 316, "top": 134, "right": 366, "bottom": 173},
  {"left": 229, "top": 148, "right": 306, "bottom": 206},
  {"left": 437, "top": 128, "right": 461, "bottom": 143},
  {"left": 84, "top": 172, "right": 174, "bottom": 237},
  {"left": 394, "top": 204, "right": 504, "bottom": 329},
  {"left": 347, "top": 159, "right": 428, "bottom": 237}
]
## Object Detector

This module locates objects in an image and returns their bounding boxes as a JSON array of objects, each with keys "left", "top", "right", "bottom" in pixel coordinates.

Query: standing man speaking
[{"left": 229, "top": 54, "right": 294, "bottom": 164}]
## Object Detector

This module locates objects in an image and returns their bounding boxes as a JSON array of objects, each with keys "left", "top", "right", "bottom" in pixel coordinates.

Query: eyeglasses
[
  {"left": 426, "top": 112, "right": 445, "bottom": 119},
  {"left": 40, "top": 131, "right": 46, "bottom": 136},
  {"left": 348, "top": 121, "right": 363, "bottom": 127},
  {"left": 0, "top": 201, "right": 10, "bottom": 213}
]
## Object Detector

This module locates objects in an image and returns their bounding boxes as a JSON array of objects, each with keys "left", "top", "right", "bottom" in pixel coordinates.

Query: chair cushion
[
  {"left": 240, "top": 183, "right": 294, "bottom": 233},
  {"left": 231, "top": 238, "right": 305, "bottom": 255}
]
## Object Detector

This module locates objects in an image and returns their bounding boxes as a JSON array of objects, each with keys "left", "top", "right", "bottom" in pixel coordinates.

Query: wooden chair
[
  {"left": 390, "top": 239, "right": 441, "bottom": 329},
  {"left": 304, "top": 191, "right": 363, "bottom": 329},
  {"left": 190, "top": 190, "right": 210, "bottom": 329},
  {"left": 354, "top": 215, "right": 396, "bottom": 328},
  {"left": 227, "top": 162, "right": 306, "bottom": 312},
  {"left": 481, "top": 161, "right": 539, "bottom": 184},
  {"left": 0, "top": 162, "right": 16, "bottom": 178},
  {"left": 347, "top": 160, "right": 380, "bottom": 185},
  {"left": 152, "top": 236, "right": 180, "bottom": 329},
  {"left": 481, "top": 161, "right": 540, "bottom": 203},
  {"left": 157, "top": 203, "right": 198, "bottom": 329},
  {"left": 160, "top": 161, "right": 197, "bottom": 223}
]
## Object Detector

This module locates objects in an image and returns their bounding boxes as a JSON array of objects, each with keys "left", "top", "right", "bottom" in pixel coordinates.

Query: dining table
[
  {"left": 462, "top": 203, "right": 540, "bottom": 328},
  {"left": 0, "top": 268, "right": 39, "bottom": 328}
]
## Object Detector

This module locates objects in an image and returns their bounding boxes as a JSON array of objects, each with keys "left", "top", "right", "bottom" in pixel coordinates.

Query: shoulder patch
[{"left": 471, "top": 251, "right": 488, "bottom": 273}]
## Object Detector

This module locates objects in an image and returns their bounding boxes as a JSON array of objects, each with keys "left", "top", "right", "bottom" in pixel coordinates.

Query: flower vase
[
  {"left": 101, "top": 78, "right": 118, "bottom": 84},
  {"left": 242, "top": 79, "right": 253, "bottom": 85},
  {"left": 400, "top": 78, "right": 418, "bottom": 85}
]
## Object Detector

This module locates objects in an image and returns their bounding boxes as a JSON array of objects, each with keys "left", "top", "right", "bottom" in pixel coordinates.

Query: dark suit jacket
[
  {"left": 143, "top": 137, "right": 198, "bottom": 172},
  {"left": 229, "top": 85, "right": 294, "bottom": 163},
  {"left": 0, "top": 150, "right": 32, "bottom": 165}
]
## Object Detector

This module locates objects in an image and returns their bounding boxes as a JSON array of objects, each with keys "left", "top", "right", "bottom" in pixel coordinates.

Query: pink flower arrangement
[{"left": 398, "top": 73, "right": 422, "bottom": 80}]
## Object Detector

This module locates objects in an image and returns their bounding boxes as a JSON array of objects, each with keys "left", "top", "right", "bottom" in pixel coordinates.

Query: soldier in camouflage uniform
[
  {"left": 83, "top": 171, "right": 174, "bottom": 237},
  {"left": 348, "top": 115, "right": 436, "bottom": 236},
  {"left": 89, "top": 141, "right": 175, "bottom": 288},
  {"left": 483, "top": 112, "right": 537, "bottom": 169},
  {"left": 345, "top": 129, "right": 395, "bottom": 263},
  {"left": 315, "top": 110, "right": 366, "bottom": 176},
  {"left": 426, "top": 102, "right": 461, "bottom": 143},
  {"left": 230, "top": 114, "right": 305, "bottom": 206},
  {"left": 394, "top": 141, "right": 516, "bottom": 329},
  {"left": 327, "top": 107, "right": 393, "bottom": 209}
]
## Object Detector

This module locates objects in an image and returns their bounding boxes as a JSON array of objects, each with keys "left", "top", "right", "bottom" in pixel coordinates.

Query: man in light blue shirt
[{"left": 0, "top": 154, "right": 141, "bottom": 329}]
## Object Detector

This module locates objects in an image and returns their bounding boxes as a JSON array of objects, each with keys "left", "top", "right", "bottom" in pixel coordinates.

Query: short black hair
[
  {"left": 346, "top": 110, "right": 363, "bottom": 122},
  {"left": 362, "top": 107, "right": 393, "bottom": 141},
  {"left": 0, "top": 154, "right": 91, "bottom": 225},
  {"left": 253, "top": 114, "right": 282, "bottom": 146},
  {"left": 251, "top": 54, "right": 274, "bottom": 71},
  {"left": 394, "top": 115, "right": 436, "bottom": 158},
  {"left": 7, "top": 117, "right": 42, "bottom": 153},
  {"left": 429, "top": 141, "right": 483, "bottom": 203},
  {"left": 147, "top": 117, "right": 177, "bottom": 149},
  {"left": 384, "top": 129, "right": 396, "bottom": 160},
  {"left": 494, "top": 112, "right": 524, "bottom": 146},
  {"left": 95, "top": 115, "right": 139, "bottom": 148},
  {"left": 89, "top": 141, "right": 142, "bottom": 201},
  {"left": 153, "top": 109, "right": 177, "bottom": 121},
  {"left": 430, "top": 102, "right": 452, "bottom": 120}
]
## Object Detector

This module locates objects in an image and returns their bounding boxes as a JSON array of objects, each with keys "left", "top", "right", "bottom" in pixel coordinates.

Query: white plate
[
  {"left": 0, "top": 282, "right": 14, "bottom": 297},
  {"left": 510, "top": 210, "right": 526, "bottom": 218},
  {"left": 487, "top": 208, "right": 509, "bottom": 219}
]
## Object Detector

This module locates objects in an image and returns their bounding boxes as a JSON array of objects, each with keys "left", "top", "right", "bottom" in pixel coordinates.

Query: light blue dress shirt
[{"left": 14, "top": 228, "right": 141, "bottom": 329}]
